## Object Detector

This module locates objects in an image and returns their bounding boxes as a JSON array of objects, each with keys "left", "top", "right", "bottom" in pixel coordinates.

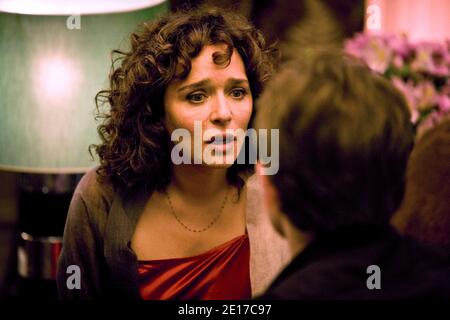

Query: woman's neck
[{"left": 169, "top": 164, "right": 229, "bottom": 201}]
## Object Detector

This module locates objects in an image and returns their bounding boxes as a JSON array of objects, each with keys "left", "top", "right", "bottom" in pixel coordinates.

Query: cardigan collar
[{"left": 104, "top": 185, "right": 148, "bottom": 299}]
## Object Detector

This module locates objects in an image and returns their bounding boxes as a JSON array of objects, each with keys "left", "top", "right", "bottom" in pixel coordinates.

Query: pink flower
[
  {"left": 364, "top": 36, "right": 392, "bottom": 73},
  {"left": 392, "top": 55, "right": 404, "bottom": 69},
  {"left": 414, "top": 80, "right": 437, "bottom": 112},
  {"left": 384, "top": 34, "right": 410, "bottom": 58},
  {"left": 416, "top": 110, "right": 450, "bottom": 138},
  {"left": 411, "top": 41, "right": 450, "bottom": 76},
  {"left": 345, "top": 34, "right": 392, "bottom": 73},
  {"left": 392, "top": 77, "right": 419, "bottom": 123},
  {"left": 442, "top": 80, "right": 450, "bottom": 96},
  {"left": 436, "top": 95, "right": 450, "bottom": 113},
  {"left": 345, "top": 32, "right": 450, "bottom": 131},
  {"left": 344, "top": 33, "right": 370, "bottom": 58}
]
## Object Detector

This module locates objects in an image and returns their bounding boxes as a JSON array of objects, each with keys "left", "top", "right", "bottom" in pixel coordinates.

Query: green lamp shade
[{"left": 0, "top": 1, "right": 167, "bottom": 173}]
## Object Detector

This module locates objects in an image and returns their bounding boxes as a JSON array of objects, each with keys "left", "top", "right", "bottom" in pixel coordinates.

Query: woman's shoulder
[
  {"left": 245, "top": 173, "right": 260, "bottom": 192},
  {"left": 73, "top": 166, "right": 116, "bottom": 215},
  {"left": 243, "top": 172, "right": 291, "bottom": 295},
  {"left": 244, "top": 173, "right": 265, "bottom": 221}
]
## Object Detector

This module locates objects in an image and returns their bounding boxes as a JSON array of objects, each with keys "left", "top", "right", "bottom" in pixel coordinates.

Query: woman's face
[{"left": 164, "top": 44, "right": 253, "bottom": 167}]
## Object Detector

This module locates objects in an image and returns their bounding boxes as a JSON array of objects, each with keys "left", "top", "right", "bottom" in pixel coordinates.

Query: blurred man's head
[{"left": 256, "top": 52, "right": 414, "bottom": 238}]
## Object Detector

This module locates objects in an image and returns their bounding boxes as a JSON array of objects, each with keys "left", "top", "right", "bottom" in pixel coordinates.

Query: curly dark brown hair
[{"left": 90, "top": 6, "right": 275, "bottom": 194}]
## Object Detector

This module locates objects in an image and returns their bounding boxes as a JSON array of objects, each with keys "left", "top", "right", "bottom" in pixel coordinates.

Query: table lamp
[{"left": 0, "top": 0, "right": 168, "bottom": 298}]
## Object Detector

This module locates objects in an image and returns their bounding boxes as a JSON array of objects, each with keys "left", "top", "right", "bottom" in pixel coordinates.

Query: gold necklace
[{"left": 165, "top": 187, "right": 229, "bottom": 233}]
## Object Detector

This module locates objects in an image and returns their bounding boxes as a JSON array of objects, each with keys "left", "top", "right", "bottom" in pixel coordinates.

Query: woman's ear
[{"left": 256, "top": 162, "right": 285, "bottom": 236}]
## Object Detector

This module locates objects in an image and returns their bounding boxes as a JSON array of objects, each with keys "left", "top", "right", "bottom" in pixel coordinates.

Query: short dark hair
[
  {"left": 393, "top": 120, "right": 450, "bottom": 251},
  {"left": 256, "top": 52, "right": 414, "bottom": 234},
  {"left": 91, "top": 6, "right": 275, "bottom": 193}
]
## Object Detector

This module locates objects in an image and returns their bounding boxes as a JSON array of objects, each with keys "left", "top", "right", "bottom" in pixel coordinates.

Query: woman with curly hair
[{"left": 56, "top": 7, "right": 289, "bottom": 300}]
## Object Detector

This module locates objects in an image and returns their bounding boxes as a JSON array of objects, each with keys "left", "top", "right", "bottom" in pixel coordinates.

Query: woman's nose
[{"left": 210, "top": 94, "right": 232, "bottom": 124}]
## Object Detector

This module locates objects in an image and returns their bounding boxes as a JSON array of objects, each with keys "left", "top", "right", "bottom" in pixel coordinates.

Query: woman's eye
[
  {"left": 187, "top": 92, "right": 206, "bottom": 104},
  {"left": 230, "top": 88, "right": 246, "bottom": 99}
]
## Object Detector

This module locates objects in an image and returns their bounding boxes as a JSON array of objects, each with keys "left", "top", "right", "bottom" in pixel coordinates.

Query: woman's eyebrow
[
  {"left": 177, "top": 79, "right": 211, "bottom": 93},
  {"left": 227, "top": 78, "right": 249, "bottom": 86},
  {"left": 177, "top": 78, "right": 249, "bottom": 93}
]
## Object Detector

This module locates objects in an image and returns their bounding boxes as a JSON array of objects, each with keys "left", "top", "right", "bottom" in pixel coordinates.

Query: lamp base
[{"left": 14, "top": 173, "right": 82, "bottom": 299}]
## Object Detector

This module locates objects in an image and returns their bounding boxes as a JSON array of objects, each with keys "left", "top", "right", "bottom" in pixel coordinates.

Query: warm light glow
[
  {"left": 0, "top": 0, "right": 166, "bottom": 15},
  {"left": 34, "top": 55, "right": 80, "bottom": 100},
  {"left": 0, "top": 1, "right": 167, "bottom": 172}
]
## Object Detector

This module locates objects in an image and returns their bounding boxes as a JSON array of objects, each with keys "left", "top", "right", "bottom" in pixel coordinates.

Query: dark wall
[{"left": 169, "top": 0, "right": 364, "bottom": 47}]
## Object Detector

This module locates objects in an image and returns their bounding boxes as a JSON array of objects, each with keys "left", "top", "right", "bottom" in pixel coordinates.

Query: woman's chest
[{"left": 130, "top": 194, "right": 247, "bottom": 261}]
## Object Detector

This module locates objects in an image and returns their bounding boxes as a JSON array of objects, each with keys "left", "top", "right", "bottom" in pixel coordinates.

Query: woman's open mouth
[{"left": 205, "top": 133, "right": 236, "bottom": 145}]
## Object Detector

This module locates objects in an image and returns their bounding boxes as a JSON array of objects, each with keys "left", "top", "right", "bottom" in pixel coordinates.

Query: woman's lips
[{"left": 205, "top": 134, "right": 236, "bottom": 145}]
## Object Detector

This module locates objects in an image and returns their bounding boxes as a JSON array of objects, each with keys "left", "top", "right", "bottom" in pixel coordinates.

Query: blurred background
[{"left": 0, "top": 0, "right": 449, "bottom": 299}]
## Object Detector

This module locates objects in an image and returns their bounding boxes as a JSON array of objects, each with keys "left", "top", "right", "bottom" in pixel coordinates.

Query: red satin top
[{"left": 137, "top": 234, "right": 251, "bottom": 300}]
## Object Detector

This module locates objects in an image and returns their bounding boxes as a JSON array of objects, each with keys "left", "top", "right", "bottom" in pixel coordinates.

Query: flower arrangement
[{"left": 344, "top": 33, "right": 450, "bottom": 135}]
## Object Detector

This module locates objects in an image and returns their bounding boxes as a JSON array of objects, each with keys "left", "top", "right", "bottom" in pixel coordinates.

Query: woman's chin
[
  {"left": 204, "top": 162, "right": 235, "bottom": 169},
  {"left": 201, "top": 155, "right": 237, "bottom": 168}
]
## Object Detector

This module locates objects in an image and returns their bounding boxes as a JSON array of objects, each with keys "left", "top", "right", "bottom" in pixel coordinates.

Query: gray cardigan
[{"left": 56, "top": 168, "right": 290, "bottom": 299}]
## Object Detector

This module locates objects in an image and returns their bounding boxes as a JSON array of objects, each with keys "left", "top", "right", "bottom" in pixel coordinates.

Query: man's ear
[{"left": 256, "top": 162, "right": 285, "bottom": 236}]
